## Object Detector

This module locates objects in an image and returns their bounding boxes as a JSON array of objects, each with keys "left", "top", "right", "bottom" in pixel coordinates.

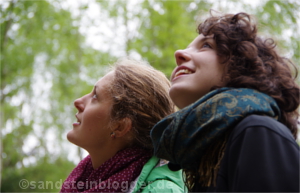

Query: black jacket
[{"left": 197, "top": 115, "right": 300, "bottom": 192}]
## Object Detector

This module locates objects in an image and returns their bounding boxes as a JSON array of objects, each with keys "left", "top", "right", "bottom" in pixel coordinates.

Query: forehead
[{"left": 95, "top": 71, "right": 115, "bottom": 88}]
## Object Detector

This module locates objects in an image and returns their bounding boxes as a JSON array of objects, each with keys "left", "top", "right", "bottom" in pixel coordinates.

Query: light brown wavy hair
[
  {"left": 108, "top": 58, "right": 175, "bottom": 150},
  {"left": 185, "top": 12, "right": 300, "bottom": 191}
]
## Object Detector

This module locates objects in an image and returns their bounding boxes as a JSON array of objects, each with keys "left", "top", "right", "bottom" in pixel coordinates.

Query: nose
[
  {"left": 74, "top": 97, "right": 84, "bottom": 112},
  {"left": 174, "top": 49, "right": 191, "bottom": 66}
]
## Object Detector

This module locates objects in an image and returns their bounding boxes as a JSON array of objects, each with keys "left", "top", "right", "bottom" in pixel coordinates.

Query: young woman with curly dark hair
[{"left": 151, "top": 12, "right": 300, "bottom": 192}]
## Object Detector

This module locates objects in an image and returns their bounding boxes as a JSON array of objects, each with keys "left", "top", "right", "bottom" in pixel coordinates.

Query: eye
[
  {"left": 92, "top": 90, "right": 97, "bottom": 100},
  {"left": 202, "top": 42, "right": 211, "bottom": 48}
]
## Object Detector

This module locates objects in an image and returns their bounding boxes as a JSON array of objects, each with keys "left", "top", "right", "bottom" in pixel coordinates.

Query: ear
[{"left": 113, "top": 117, "right": 132, "bottom": 138}]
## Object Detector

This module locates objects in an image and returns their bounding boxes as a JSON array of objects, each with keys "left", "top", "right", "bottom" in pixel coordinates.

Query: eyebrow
[
  {"left": 202, "top": 35, "right": 214, "bottom": 40},
  {"left": 93, "top": 85, "right": 98, "bottom": 93},
  {"left": 187, "top": 35, "right": 214, "bottom": 48}
]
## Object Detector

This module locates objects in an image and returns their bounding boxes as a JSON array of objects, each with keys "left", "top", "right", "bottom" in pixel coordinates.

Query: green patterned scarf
[{"left": 151, "top": 87, "right": 280, "bottom": 171}]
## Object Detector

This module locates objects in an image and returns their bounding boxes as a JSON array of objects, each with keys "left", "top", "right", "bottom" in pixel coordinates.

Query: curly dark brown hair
[
  {"left": 198, "top": 12, "right": 299, "bottom": 138},
  {"left": 184, "top": 11, "right": 300, "bottom": 191}
]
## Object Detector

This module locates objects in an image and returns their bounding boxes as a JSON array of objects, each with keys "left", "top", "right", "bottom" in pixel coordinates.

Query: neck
[
  {"left": 84, "top": 136, "right": 131, "bottom": 169},
  {"left": 88, "top": 149, "right": 119, "bottom": 169},
  {"left": 88, "top": 142, "right": 131, "bottom": 169}
]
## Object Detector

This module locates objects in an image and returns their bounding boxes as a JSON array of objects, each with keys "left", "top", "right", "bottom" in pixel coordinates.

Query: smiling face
[
  {"left": 169, "top": 34, "right": 225, "bottom": 109},
  {"left": 67, "top": 71, "right": 115, "bottom": 152}
]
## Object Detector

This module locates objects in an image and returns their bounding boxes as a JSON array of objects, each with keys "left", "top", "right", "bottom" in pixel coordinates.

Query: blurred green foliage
[{"left": 1, "top": 0, "right": 299, "bottom": 192}]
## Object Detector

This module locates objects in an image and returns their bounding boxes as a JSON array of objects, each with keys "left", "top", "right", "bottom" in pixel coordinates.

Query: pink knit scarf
[{"left": 60, "top": 147, "right": 151, "bottom": 192}]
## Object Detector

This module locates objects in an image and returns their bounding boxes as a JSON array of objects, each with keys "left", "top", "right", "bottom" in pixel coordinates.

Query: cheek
[
  {"left": 213, "top": 65, "right": 225, "bottom": 84},
  {"left": 86, "top": 109, "right": 112, "bottom": 129},
  {"left": 83, "top": 107, "right": 100, "bottom": 122}
]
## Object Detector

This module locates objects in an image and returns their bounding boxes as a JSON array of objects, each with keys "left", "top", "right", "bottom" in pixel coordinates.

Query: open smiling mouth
[
  {"left": 74, "top": 115, "right": 81, "bottom": 125},
  {"left": 73, "top": 120, "right": 81, "bottom": 126},
  {"left": 174, "top": 69, "right": 193, "bottom": 79}
]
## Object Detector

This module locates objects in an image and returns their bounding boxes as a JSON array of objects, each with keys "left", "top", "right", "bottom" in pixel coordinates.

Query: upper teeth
[{"left": 175, "top": 69, "right": 192, "bottom": 77}]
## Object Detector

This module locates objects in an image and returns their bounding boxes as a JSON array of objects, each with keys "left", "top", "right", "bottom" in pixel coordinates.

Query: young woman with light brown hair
[{"left": 60, "top": 58, "right": 185, "bottom": 192}]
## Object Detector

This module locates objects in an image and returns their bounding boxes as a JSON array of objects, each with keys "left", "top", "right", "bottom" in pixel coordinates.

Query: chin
[
  {"left": 170, "top": 85, "right": 202, "bottom": 109},
  {"left": 66, "top": 130, "right": 76, "bottom": 144},
  {"left": 176, "top": 102, "right": 190, "bottom": 109},
  {"left": 171, "top": 96, "right": 186, "bottom": 109},
  {"left": 169, "top": 89, "right": 178, "bottom": 105}
]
